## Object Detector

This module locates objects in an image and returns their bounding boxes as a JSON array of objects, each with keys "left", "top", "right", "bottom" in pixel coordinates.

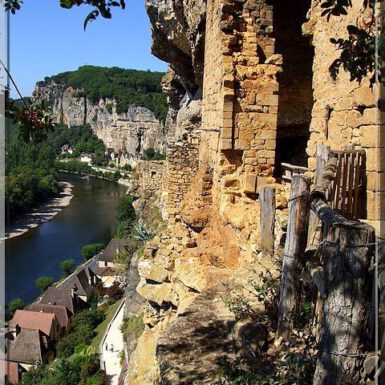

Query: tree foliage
[
  {"left": 81, "top": 243, "right": 105, "bottom": 260},
  {"left": 21, "top": 354, "right": 105, "bottom": 385},
  {"left": 49, "top": 124, "right": 106, "bottom": 163},
  {"left": 59, "top": 258, "right": 76, "bottom": 277},
  {"left": 5, "top": 120, "right": 60, "bottom": 222},
  {"left": 141, "top": 147, "right": 166, "bottom": 161},
  {"left": 35, "top": 276, "right": 54, "bottom": 293},
  {"left": 56, "top": 308, "right": 105, "bottom": 358},
  {"left": 40, "top": 66, "right": 167, "bottom": 121},
  {"left": 5, "top": 0, "right": 125, "bottom": 29},
  {"left": 8, "top": 297, "right": 25, "bottom": 316},
  {"left": 115, "top": 195, "right": 136, "bottom": 223},
  {"left": 321, "top": 0, "right": 385, "bottom": 85}
]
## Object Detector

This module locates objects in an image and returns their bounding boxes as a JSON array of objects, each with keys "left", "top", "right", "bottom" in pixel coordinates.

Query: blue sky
[{"left": 9, "top": 0, "right": 168, "bottom": 98}]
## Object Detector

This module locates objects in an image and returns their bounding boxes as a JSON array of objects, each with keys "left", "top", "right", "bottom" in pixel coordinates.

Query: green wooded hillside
[{"left": 39, "top": 66, "right": 167, "bottom": 121}]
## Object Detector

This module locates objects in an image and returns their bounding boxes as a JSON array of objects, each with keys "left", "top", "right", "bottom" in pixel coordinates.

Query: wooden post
[
  {"left": 307, "top": 144, "right": 330, "bottom": 250},
  {"left": 260, "top": 187, "right": 276, "bottom": 257},
  {"left": 277, "top": 174, "right": 311, "bottom": 338},
  {"left": 313, "top": 222, "right": 375, "bottom": 385}
]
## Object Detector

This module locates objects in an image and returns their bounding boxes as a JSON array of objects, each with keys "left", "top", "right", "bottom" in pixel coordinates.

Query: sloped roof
[
  {"left": 6, "top": 329, "right": 43, "bottom": 364},
  {"left": 61, "top": 268, "right": 93, "bottom": 297},
  {"left": 99, "top": 239, "right": 125, "bottom": 262},
  {"left": 40, "top": 287, "right": 75, "bottom": 315},
  {"left": 94, "top": 266, "right": 116, "bottom": 277},
  {"left": 9, "top": 310, "right": 55, "bottom": 337},
  {"left": 29, "top": 303, "right": 69, "bottom": 330}
]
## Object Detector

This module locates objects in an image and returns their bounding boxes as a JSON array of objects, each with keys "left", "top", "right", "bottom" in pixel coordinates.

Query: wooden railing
[{"left": 327, "top": 149, "right": 366, "bottom": 220}]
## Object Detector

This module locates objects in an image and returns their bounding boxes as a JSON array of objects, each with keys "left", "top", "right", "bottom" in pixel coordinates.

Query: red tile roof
[
  {"left": 29, "top": 303, "right": 69, "bottom": 331},
  {"left": 9, "top": 310, "right": 55, "bottom": 337}
]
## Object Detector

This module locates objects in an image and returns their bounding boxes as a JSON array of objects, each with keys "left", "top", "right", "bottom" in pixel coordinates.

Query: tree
[
  {"left": 321, "top": 0, "right": 384, "bottom": 86},
  {"left": 59, "top": 258, "right": 76, "bottom": 277},
  {"left": 4, "top": 0, "right": 126, "bottom": 29},
  {"left": 81, "top": 243, "right": 105, "bottom": 260},
  {"left": 35, "top": 276, "right": 54, "bottom": 293},
  {"left": 115, "top": 195, "right": 136, "bottom": 223},
  {"left": 8, "top": 297, "right": 25, "bottom": 316}
]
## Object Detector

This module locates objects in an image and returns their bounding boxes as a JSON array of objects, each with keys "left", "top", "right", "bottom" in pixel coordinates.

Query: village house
[
  {"left": 29, "top": 303, "right": 70, "bottom": 335},
  {"left": 8, "top": 310, "right": 61, "bottom": 343},
  {"left": 61, "top": 144, "right": 73, "bottom": 155},
  {"left": 40, "top": 287, "right": 78, "bottom": 316},
  {"left": 80, "top": 153, "right": 92, "bottom": 164},
  {"left": 59, "top": 267, "right": 97, "bottom": 303},
  {"left": 4, "top": 329, "right": 47, "bottom": 384},
  {"left": 95, "top": 239, "right": 125, "bottom": 287}
]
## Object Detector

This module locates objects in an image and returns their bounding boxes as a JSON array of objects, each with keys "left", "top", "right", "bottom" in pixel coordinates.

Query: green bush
[
  {"left": 120, "top": 314, "right": 144, "bottom": 340},
  {"left": 115, "top": 221, "right": 129, "bottom": 239},
  {"left": 35, "top": 276, "right": 54, "bottom": 293},
  {"left": 59, "top": 258, "right": 76, "bottom": 277},
  {"left": 116, "top": 195, "right": 136, "bottom": 223},
  {"left": 57, "top": 309, "right": 105, "bottom": 358},
  {"left": 8, "top": 297, "right": 25, "bottom": 316},
  {"left": 81, "top": 243, "right": 105, "bottom": 260},
  {"left": 21, "top": 355, "right": 104, "bottom": 385},
  {"left": 142, "top": 147, "right": 165, "bottom": 161}
]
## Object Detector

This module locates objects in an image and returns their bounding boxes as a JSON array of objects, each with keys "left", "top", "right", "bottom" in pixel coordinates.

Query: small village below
[{"left": 5, "top": 236, "right": 130, "bottom": 384}]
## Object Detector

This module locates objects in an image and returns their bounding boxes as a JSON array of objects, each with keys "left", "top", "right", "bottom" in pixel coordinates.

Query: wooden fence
[
  {"left": 327, "top": 149, "right": 366, "bottom": 220},
  {"left": 271, "top": 144, "right": 379, "bottom": 385}
]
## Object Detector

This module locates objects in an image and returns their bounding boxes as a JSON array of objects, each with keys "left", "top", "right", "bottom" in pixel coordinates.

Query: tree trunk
[
  {"left": 277, "top": 175, "right": 311, "bottom": 338},
  {"left": 260, "top": 187, "right": 276, "bottom": 257},
  {"left": 313, "top": 222, "right": 375, "bottom": 385},
  {"left": 308, "top": 144, "right": 330, "bottom": 250}
]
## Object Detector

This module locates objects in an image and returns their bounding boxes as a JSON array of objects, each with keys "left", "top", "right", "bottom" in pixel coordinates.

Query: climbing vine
[{"left": 321, "top": 0, "right": 385, "bottom": 86}]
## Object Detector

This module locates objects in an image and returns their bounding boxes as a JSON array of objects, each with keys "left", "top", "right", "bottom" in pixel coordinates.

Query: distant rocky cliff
[{"left": 33, "top": 80, "right": 165, "bottom": 159}]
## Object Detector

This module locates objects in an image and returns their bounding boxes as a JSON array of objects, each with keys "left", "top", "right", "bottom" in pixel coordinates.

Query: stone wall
[
  {"left": 165, "top": 135, "right": 200, "bottom": 222},
  {"left": 134, "top": 161, "right": 164, "bottom": 198},
  {"left": 303, "top": 1, "right": 384, "bottom": 225}
]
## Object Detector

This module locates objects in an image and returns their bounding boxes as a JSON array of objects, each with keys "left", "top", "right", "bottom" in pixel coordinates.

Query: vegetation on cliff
[
  {"left": 5, "top": 121, "right": 60, "bottom": 223},
  {"left": 5, "top": 122, "right": 108, "bottom": 222},
  {"left": 40, "top": 65, "right": 168, "bottom": 121}
]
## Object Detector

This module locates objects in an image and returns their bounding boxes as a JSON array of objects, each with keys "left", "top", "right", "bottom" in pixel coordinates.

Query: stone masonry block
[
  {"left": 235, "top": 139, "right": 251, "bottom": 150},
  {"left": 220, "top": 139, "right": 233, "bottom": 150}
]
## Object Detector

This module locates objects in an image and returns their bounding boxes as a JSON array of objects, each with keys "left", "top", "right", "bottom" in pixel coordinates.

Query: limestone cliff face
[
  {"left": 146, "top": 0, "right": 206, "bottom": 140},
  {"left": 33, "top": 81, "right": 165, "bottom": 158}
]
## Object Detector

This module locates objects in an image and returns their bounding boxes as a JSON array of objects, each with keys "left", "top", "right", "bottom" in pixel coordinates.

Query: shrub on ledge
[{"left": 81, "top": 243, "right": 105, "bottom": 260}]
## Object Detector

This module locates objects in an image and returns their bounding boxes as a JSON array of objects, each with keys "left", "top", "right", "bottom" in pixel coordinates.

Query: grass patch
[
  {"left": 120, "top": 313, "right": 145, "bottom": 340},
  {"left": 90, "top": 299, "right": 123, "bottom": 350}
]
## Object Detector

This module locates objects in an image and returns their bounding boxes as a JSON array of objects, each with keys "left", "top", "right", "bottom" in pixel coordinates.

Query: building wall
[
  {"left": 165, "top": 136, "right": 200, "bottom": 223},
  {"left": 304, "top": 1, "right": 384, "bottom": 224},
  {"left": 181, "top": 0, "right": 383, "bottom": 257},
  {"left": 135, "top": 161, "right": 165, "bottom": 196},
  {"left": 5, "top": 361, "right": 19, "bottom": 385}
]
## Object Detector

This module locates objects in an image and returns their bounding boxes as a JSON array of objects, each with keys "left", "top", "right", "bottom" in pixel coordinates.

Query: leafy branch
[
  {"left": 321, "top": 0, "right": 352, "bottom": 21},
  {"left": 321, "top": 0, "right": 385, "bottom": 86},
  {"left": 4, "top": 0, "right": 126, "bottom": 29}
]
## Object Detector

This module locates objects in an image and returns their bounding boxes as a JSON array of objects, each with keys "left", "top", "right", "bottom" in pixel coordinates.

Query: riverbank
[
  {"left": 61, "top": 169, "right": 131, "bottom": 188},
  {"left": 4, "top": 181, "right": 74, "bottom": 240}
]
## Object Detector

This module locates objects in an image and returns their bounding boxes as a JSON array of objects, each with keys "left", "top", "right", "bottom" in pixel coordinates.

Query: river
[{"left": 5, "top": 173, "right": 127, "bottom": 304}]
